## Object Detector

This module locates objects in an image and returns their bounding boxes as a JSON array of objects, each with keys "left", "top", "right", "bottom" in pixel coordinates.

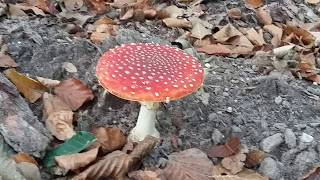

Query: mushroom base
[{"left": 128, "top": 102, "right": 160, "bottom": 142}]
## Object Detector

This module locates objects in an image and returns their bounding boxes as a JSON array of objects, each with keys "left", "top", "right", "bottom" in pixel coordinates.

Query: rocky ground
[{"left": 0, "top": 0, "right": 320, "bottom": 180}]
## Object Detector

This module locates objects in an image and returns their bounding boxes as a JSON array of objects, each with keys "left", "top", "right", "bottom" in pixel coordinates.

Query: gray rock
[
  {"left": 260, "top": 133, "right": 283, "bottom": 153},
  {"left": 299, "top": 133, "right": 314, "bottom": 143},
  {"left": 275, "top": 96, "right": 282, "bottom": 104},
  {"left": 208, "top": 112, "right": 218, "bottom": 121},
  {"left": 259, "top": 157, "right": 281, "bottom": 180},
  {"left": 273, "top": 123, "right": 287, "bottom": 131},
  {"left": 211, "top": 129, "right": 224, "bottom": 145},
  {"left": 0, "top": 74, "right": 50, "bottom": 157},
  {"left": 284, "top": 129, "right": 296, "bottom": 148}
]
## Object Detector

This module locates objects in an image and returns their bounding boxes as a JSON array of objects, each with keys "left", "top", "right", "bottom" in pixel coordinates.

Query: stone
[
  {"left": 260, "top": 133, "right": 283, "bottom": 153},
  {"left": 208, "top": 112, "right": 218, "bottom": 121},
  {"left": 211, "top": 129, "right": 224, "bottom": 145},
  {"left": 299, "top": 133, "right": 314, "bottom": 143},
  {"left": 226, "top": 107, "right": 233, "bottom": 113},
  {"left": 275, "top": 96, "right": 282, "bottom": 104},
  {"left": 284, "top": 129, "right": 296, "bottom": 148},
  {"left": 259, "top": 157, "right": 281, "bottom": 180},
  {"left": 273, "top": 123, "right": 287, "bottom": 131}
]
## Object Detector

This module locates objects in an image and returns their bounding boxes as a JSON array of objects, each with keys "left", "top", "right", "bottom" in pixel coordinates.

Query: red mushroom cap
[{"left": 96, "top": 43, "right": 204, "bottom": 102}]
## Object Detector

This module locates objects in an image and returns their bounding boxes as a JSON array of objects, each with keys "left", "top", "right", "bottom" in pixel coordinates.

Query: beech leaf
[
  {"left": 54, "top": 78, "right": 94, "bottom": 111},
  {"left": 207, "top": 137, "right": 240, "bottom": 158},
  {"left": 4, "top": 68, "right": 48, "bottom": 103}
]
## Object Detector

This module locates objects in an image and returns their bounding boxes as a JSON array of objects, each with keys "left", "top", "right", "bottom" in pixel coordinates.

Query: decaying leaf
[
  {"left": 212, "top": 164, "right": 268, "bottom": 180},
  {"left": 245, "top": 28, "right": 266, "bottom": 46},
  {"left": 72, "top": 136, "right": 158, "bottom": 180},
  {"left": 244, "top": 0, "right": 264, "bottom": 9},
  {"left": 301, "top": 166, "right": 320, "bottom": 180},
  {"left": 91, "top": 127, "right": 127, "bottom": 154},
  {"left": 263, "top": 24, "right": 283, "bottom": 47},
  {"left": 43, "top": 92, "right": 75, "bottom": 140},
  {"left": 221, "top": 152, "right": 246, "bottom": 174},
  {"left": 255, "top": 7, "right": 272, "bottom": 25},
  {"left": 207, "top": 137, "right": 240, "bottom": 158},
  {"left": 12, "top": 153, "right": 38, "bottom": 166},
  {"left": 54, "top": 78, "right": 94, "bottom": 111},
  {"left": 36, "top": 76, "right": 60, "bottom": 88},
  {"left": 245, "top": 149, "right": 266, "bottom": 168},
  {"left": 43, "top": 131, "right": 96, "bottom": 168},
  {"left": 163, "top": 18, "right": 192, "bottom": 28},
  {"left": 0, "top": 54, "right": 18, "bottom": 68},
  {"left": 297, "top": 52, "right": 320, "bottom": 83},
  {"left": 128, "top": 170, "right": 163, "bottom": 180},
  {"left": 162, "top": 148, "right": 213, "bottom": 180},
  {"left": 284, "top": 25, "right": 315, "bottom": 47},
  {"left": 55, "top": 147, "right": 99, "bottom": 171},
  {"left": 4, "top": 68, "right": 48, "bottom": 103}
]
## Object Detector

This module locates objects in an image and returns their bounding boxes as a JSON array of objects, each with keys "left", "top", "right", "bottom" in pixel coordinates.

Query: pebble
[
  {"left": 275, "top": 96, "right": 283, "bottom": 104},
  {"left": 226, "top": 107, "right": 233, "bottom": 113},
  {"left": 222, "top": 92, "right": 229, "bottom": 96},
  {"left": 208, "top": 112, "right": 218, "bottom": 121},
  {"left": 212, "top": 129, "right": 224, "bottom": 145},
  {"left": 259, "top": 157, "right": 281, "bottom": 180},
  {"left": 299, "top": 133, "right": 314, "bottom": 143},
  {"left": 260, "top": 133, "right": 284, "bottom": 153},
  {"left": 62, "top": 62, "right": 77, "bottom": 73},
  {"left": 284, "top": 129, "right": 296, "bottom": 148},
  {"left": 273, "top": 123, "right": 287, "bottom": 131}
]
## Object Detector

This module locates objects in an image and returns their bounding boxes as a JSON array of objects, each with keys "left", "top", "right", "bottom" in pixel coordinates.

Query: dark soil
[{"left": 0, "top": 0, "right": 320, "bottom": 180}]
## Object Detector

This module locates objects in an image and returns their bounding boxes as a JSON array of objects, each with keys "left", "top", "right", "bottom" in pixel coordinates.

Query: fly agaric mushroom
[{"left": 96, "top": 43, "right": 204, "bottom": 142}]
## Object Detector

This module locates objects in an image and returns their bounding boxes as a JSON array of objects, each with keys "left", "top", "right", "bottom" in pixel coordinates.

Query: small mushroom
[{"left": 96, "top": 43, "right": 205, "bottom": 142}]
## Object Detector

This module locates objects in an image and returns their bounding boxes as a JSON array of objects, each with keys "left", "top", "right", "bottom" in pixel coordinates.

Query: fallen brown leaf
[
  {"left": 43, "top": 92, "right": 75, "bottom": 140},
  {"left": 244, "top": 0, "right": 264, "bottom": 9},
  {"left": 162, "top": 18, "right": 192, "bottom": 28},
  {"left": 305, "top": 0, "right": 320, "bottom": 4},
  {"left": 9, "top": 3, "right": 46, "bottom": 17},
  {"left": 191, "top": 22, "right": 212, "bottom": 39},
  {"left": 54, "top": 78, "right": 94, "bottom": 111},
  {"left": 246, "top": 28, "right": 266, "bottom": 46},
  {"left": 72, "top": 136, "right": 158, "bottom": 180},
  {"left": 55, "top": 147, "right": 99, "bottom": 171},
  {"left": 245, "top": 149, "right": 266, "bottom": 168},
  {"left": 64, "top": 0, "right": 84, "bottom": 11},
  {"left": 162, "top": 148, "right": 213, "bottom": 180},
  {"left": 94, "top": 17, "right": 116, "bottom": 26},
  {"left": 12, "top": 153, "right": 38, "bottom": 167},
  {"left": 36, "top": 76, "right": 60, "bottom": 88},
  {"left": 284, "top": 25, "right": 315, "bottom": 47},
  {"left": 91, "top": 127, "right": 127, "bottom": 154},
  {"left": 255, "top": 7, "right": 272, "bottom": 25},
  {"left": 4, "top": 68, "right": 48, "bottom": 103},
  {"left": 0, "top": 54, "right": 18, "bottom": 68},
  {"left": 128, "top": 170, "right": 163, "bottom": 180},
  {"left": 84, "top": 0, "right": 109, "bottom": 14},
  {"left": 301, "top": 166, "right": 320, "bottom": 180},
  {"left": 207, "top": 137, "right": 240, "bottom": 158},
  {"left": 196, "top": 44, "right": 232, "bottom": 56},
  {"left": 263, "top": 24, "right": 283, "bottom": 47},
  {"left": 228, "top": 8, "right": 242, "bottom": 19},
  {"left": 120, "top": 8, "right": 135, "bottom": 20},
  {"left": 158, "top": 5, "right": 184, "bottom": 18},
  {"left": 221, "top": 152, "right": 246, "bottom": 174},
  {"left": 212, "top": 164, "right": 268, "bottom": 180}
]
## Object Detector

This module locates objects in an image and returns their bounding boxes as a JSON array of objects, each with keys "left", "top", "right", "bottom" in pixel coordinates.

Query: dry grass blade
[
  {"left": 72, "top": 136, "right": 158, "bottom": 180},
  {"left": 54, "top": 78, "right": 94, "bottom": 111},
  {"left": 4, "top": 68, "right": 48, "bottom": 103}
]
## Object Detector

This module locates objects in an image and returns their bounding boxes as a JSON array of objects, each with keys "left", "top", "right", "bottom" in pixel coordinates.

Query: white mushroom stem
[{"left": 129, "top": 102, "right": 160, "bottom": 142}]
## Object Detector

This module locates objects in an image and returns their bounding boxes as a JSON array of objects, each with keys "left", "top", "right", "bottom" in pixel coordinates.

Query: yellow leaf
[{"left": 4, "top": 68, "right": 48, "bottom": 103}]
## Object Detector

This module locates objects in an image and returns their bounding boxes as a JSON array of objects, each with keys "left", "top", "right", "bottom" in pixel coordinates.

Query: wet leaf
[
  {"left": 91, "top": 127, "right": 127, "bottom": 154},
  {"left": 245, "top": 149, "right": 265, "bottom": 168},
  {"left": 54, "top": 78, "right": 94, "bottom": 111},
  {"left": 12, "top": 153, "right": 38, "bottom": 167},
  {"left": 43, "top": 92, "right": 75, "bottom": 140},
  {"left": 244, "top": 0, "right": 264, "bottom": 9},
  {"left": 0, "top": 54, "right": 18, "bottom": 68},
  {"left": 207, "top": 137, "right": 240, "bottom": 158},
  {"left": 72, "top": 136, "right": 158, "bottom": 180},
  {"left": 221, "top": 152, "right": 246, "bottom": 174},
  {"left": 255, "top": 7, "right": 272, "bottom": 25},
  {"left": 4, "top": 68, "right": 48, "bottom": 103},
  {"left": 212, "top": 164, "right": 268, "bottom": 180},
  {"left": 43, "top": 131, "right": 96, "bottom": 168},
  {"left": 263, "top": 24, "right": 283, "bottom": 47},
  {"left": 162, "top": 148, "right": 213, "bottom": 180},
  {"left": 55, "top": 147, "right": 99, "bottom": 171},
  {"left": 301, "top": 166, "right": 320, "bottom": 180},
  {"left": 163, "top": 18, "right": 192, "bottom": 28}
]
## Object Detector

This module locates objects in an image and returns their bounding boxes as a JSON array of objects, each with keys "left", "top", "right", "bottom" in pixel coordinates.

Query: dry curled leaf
[
  {"left": 84, "top": 0, "right": 109, "bottom": 14},
  {"left": 72, "top": 136, "right": 158, "bottom": 180},
  {"left": 4, "top": 68, "right": 48, "bottom": 103},
  {"left": 91, "top": 127, "right": 127, "bottom": 154},
  {"left": 212, "top": 164, "right": 268, "bottom": 180},
  {"left": 162, "top": 18, "right": 192, "bottom": 28},
  {"left": 0, "top": 54, "right": 18, "bottom": 68},
  {"left": 301, "top": 166, "right": 320, "bottom": 180},
  {"left": 284, "top": 25, "right": 315, "bottom": 47},
  {"left": 12, "top": 153, "right": 38, "bottom": 166},
  {"left": 246, "top": 28, "right": 266, "bottom": 46},
  {"left": 207, "top": 137, "right": 240, "bottom": 158},
  {"left": 244, "top": 0, "right": 264, "bottom": 9},
  {"left": 162, "top": 148, "right": 213, "bottom": 180},
  {"left": 191, "top": 23, "right": 212, "bottom": 39},
  {"left": 221, "top": 152, "right": 246, "bottom": 174},
  {"left": 54, "top": 78, "right": 94, "bottom": 111},
  {"left": 43, "top": 93, "right": 75, "bottom": 140},
  {"left": 245, "top": 149, "right": 266, "bottom": 168},
  {"left": 55, "top": 147, "right": 99, "bottom": 171},
  {"left": 36, "top": 76, "right": 60, "bottom": 88},
  {"left": 263, "top": 24, "right": 283, "bottom": 47}
]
